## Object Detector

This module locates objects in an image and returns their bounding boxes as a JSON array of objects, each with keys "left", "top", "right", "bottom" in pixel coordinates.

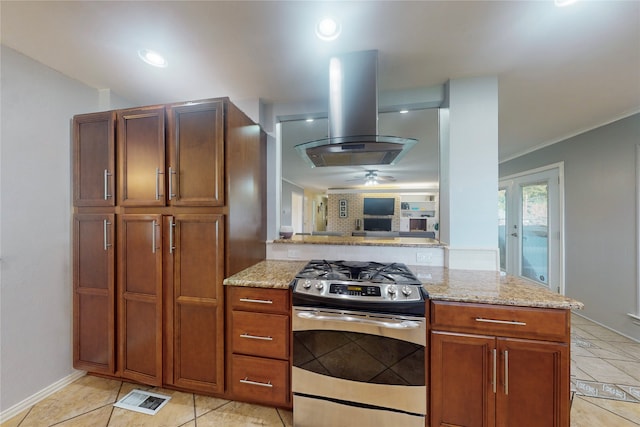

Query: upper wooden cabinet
[
  {"left": 117, "top": 106, "right": 166, "bottom": 207},
  {"left": 166, "top": 101, "right": 225, "bottom": 206},
  {"left": 73, "top": 111, "right": 116, "bottom": 207}
]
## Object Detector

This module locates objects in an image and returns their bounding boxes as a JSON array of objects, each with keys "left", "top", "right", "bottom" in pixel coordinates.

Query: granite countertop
[
  {"left": 223, "top": 260, "right": 584, "bottom": 310},
  {"left": 272, "top": 234, "right": 444, "bottom": 247}
]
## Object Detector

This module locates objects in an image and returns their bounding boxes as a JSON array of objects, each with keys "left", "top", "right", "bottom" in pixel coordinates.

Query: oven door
[{"left": 292, "top": 307, "right": 426, "bottom": 427}]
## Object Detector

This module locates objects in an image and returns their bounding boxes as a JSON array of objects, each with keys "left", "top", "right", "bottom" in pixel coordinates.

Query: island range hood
[{"left": 295, "top": 50, "right": 417, "bottom": 167}]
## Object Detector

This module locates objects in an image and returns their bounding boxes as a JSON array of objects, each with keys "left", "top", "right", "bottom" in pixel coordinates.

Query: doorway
[{"left": 499, "top": 164, "right": 564, "bottom": 293}]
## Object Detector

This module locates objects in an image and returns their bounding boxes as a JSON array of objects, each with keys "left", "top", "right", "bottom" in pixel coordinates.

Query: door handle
[
  {"left": 103, "top": 219, "right": 112, "bottom": 251},
  {"left": 103, "top": 169, "right": 113, "bottom": 200},
  {"left": 504, "top": 350, "right": 509, "bottom": 395}
]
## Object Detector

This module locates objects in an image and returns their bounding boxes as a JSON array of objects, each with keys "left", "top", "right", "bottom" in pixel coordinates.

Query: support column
[{"left": 439, "top": 77, "right": 499, "bottom": 270}]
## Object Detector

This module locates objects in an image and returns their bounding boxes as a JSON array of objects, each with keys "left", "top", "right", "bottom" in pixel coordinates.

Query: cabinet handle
[
  {"left": 239, "top": 298, "right": 273, "bottom": 305},
  {"left": 504, "top": 350, "right": 509, "bottom": 395},
  {"left": 103, "top": 169, "right": 112, "bottom": 200},
  {"left": 169, "top": 218, "right": 176, "bottom": 254},
  {"left": 103, "top": 219, "right": 112, "bottom": 251},
  {"left": 240, "top": 377, "right": 273, "bottom": 388},
  {"left": 168, "top": 166, "right": 177, "bottom": 200},
  {"left": 155, "top": 168, "right": 164, "bottom": 200},
  {"left": 151, "top": 220, "right": 158, "bottom": 253},
  {"left": 475, "top": 318, "right": 527, "bottom": 326},
  {"left": 240, "top": 333, "right": 273, "bottom": 341},
  {"left": 492, "top": 349, "right": 497, "bottom": 394}
]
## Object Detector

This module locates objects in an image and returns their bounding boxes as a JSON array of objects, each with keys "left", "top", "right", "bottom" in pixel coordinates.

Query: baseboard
[{"left": 0, "top": 370, "right": 86, "bottom": 423}]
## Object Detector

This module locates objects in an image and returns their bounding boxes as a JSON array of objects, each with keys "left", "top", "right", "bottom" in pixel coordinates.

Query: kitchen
[{"left": 1, "top": 1, "right": 640, "bottom": 426}]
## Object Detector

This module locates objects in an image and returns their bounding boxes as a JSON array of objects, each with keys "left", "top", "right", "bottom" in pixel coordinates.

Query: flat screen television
[
  {"left": 363, "top": 218, "right": 392, "bottom": 232},
  {"left": 363, "top": 198, "right": 395, "bottom": 216}
]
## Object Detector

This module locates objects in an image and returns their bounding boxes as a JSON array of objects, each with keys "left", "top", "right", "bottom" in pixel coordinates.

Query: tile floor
[{"left": 2, "top": 313, "right": 639, "bottom": 426}]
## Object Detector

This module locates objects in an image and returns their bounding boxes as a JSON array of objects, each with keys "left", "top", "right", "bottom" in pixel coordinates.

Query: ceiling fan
[{"left": 346, "top": 170, "right": 396, "bottom": 186}]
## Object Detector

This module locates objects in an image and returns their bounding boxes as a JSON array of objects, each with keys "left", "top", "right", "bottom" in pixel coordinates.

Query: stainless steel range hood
[{"left": 296, "top": 50, "right": 417, "bottom": 167}]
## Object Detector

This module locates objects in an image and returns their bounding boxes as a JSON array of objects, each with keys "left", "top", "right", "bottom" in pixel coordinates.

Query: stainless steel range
[{"left": 291, "top": 260, "right": 428, "bottom": 427}]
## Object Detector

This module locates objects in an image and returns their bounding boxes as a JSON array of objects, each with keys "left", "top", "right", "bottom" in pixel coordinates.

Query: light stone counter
[
  {"left": 272, "top": 234, "right": 444, "bottom": 247},
  {"left": 223, "top": 260, "right": 584, "bottom": 310},
  {"left": 223, "top": 260, "right": 307, "bottom": 289}
]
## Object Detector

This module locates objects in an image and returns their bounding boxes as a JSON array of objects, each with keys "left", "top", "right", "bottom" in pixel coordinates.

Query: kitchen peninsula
[{"left": 224, "top": 259, "right": 582, "bottom": 426}]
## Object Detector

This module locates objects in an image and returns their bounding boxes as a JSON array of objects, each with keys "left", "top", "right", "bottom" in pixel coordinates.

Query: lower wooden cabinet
[
  {"left": 226, "top": 286, "right": 291, "bottom": 408},
  {"left": 73, "top": 213, "right": 116, "bottom": 375},
  {"left": 429, "top": 301, "right": 570, "bottom": 427}
]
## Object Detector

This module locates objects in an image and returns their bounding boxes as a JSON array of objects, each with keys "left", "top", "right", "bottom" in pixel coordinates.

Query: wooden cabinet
[
  {"left": 73, "top": 213, "right": 115, "bottom": 374},
  {"left": 226, "top": 287, "right": 291, "bottom": 408},
  {"left": 166, "top": 101, "right": 224, "bottom": 206},
  {"left": 118, "top": 214, "right": 163, "bottom": 386},
  {"left": 430, "top": 301, "right": 570, "bottom": 427},
  {"left": 117, "top": 106, "right": 166, "bottom": 207},
  {"left": 73, "top": 97, "right": 266, "bottom": 396},
  {"left": 73, "top": 111, "right": 116, "bottom": 207},
  {"left": 164, "top": 214, "right": 225, "bottom": 394}
]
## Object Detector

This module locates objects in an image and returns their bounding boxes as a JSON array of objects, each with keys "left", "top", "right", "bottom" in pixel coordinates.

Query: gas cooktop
[{"left": 291, "top": 260, "right": 428, "bottom": 316}]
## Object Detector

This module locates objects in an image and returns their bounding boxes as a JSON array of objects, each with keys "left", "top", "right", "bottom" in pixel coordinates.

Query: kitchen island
[
  {"left": 223, "top": 259, "right": 583, "bottom": 310},
  {"left": 224, "top": 259, "right": 582, "bottom": 426}
]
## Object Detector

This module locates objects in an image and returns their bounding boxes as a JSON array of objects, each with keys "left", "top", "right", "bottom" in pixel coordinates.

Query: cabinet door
[
  {"left": 118, "top": 214, "right": 163, "bottom": 386},
  {"left": 496, "top": 338, "right": 569, "bottom": 427},
  {"left": 73, "top": 111, "right": 115, "bottom": 206},
  {"left": 431, "top": 331, "right": 496, "bottom": 427},
  {"left": 117, "top": 106, "right": 166, "bottom": 206},
  {"left": 165, "top": 214, "right": 225, "bottom": 394},
  {"left": 73, "top": 214, "right": 115, "bottom": 374},
  {"left": 166, "top": 101, "right": 224, "bottom": 206}
]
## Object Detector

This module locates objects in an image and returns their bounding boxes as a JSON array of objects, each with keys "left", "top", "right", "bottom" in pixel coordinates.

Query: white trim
[
  {"left": 499, "top": 109, "right": 640, "bottom": 164},
  {"left": 0, "top": 370, "right": 86, "bottom": 423},
  {"left": 573, "top": 312, "right": 640, "bottom": 344},
  {"left": 500, "top": 161, "right": 565, "bottom": 181},
  {"left": 636, "top": 144, "right": 640, "bottom": 317},
  {"left": 499, "top": 163, "right": 565, "bottom": 294}
]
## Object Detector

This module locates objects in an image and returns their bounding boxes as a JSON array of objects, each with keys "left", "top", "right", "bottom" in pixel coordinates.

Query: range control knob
[
  {"left": 401, "top": 285, "right": 413, "bottom": 296},
  {"left": 387, "top": 285, "right": 397, "bottom": 295},
  {"left": 315, "top": 282, "right": 324, "bottom": 291},
  {"left": 302, "top": 280, "right": 312, "bottom": 289}
]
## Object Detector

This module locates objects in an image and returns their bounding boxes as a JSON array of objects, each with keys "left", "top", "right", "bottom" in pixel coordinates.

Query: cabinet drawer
[
  {"left": 228, "top": 287, "right": 290, "bottom": 314},
  {"left": 230, "top": 354, "right": 289, "bottom": 406},
  {"left": 431, "top": 301, "right": 569, "bottom": 341},
  {"left": 231, "top": 311, "right": 289, "bottom": 359}
]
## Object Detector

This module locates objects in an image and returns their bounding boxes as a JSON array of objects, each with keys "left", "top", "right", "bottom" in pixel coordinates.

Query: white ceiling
[{"left": 2, "top": 1, "right": 639, "bottom": 190}]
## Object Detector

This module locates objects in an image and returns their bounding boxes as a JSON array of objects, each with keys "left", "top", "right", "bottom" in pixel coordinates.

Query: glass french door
[{"left": 499, "top": 167, "right": 563, "bottom": 293}]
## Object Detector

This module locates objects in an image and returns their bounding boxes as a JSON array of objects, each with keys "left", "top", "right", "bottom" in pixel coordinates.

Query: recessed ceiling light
[
  {"left": 306, "top": 118, "right": 315, "bottom": 122},
  {"left": 399, "top": 109, "right": 409, "bottom": 114},
  {"left": 316, "top": 17, "right": 341, "bottom": 41},
  {"left": 554, "top": 0, "right": 579, "bottom": 7},
  {"left": 138, "top": 49, "right": 168, "bottom": 68}
]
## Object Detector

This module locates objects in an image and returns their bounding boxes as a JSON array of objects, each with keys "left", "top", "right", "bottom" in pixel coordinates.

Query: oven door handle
[{"left": 296, "top": 311, "right": 422, "bottom": 329}]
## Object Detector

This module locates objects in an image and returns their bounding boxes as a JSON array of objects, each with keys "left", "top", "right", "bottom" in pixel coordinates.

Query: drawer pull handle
[
  {"left": 239, "top": 298, "right": 273, "bottom": 305},
  {"left": 475, "top": 318, "right": 527, "bottom": 326},
  {"left": 240, "top": 333, "right": 273, "bottom": 341},
  {"left": 240, "top": 377, "right": 273, "bottom": 388}
]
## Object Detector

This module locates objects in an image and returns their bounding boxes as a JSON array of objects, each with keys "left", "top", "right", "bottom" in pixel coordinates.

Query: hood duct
[{"left": 296, "top": 50, "right": 417, "bottom": 167}]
